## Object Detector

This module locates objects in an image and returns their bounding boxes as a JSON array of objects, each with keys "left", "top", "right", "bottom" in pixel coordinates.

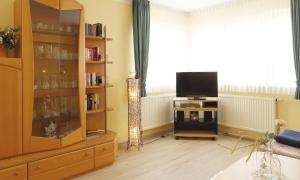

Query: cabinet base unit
[
  {"left": 0, "top": 131, "right": 117, "bottom": 179},
  {"left": 173, "top": 97, "right": 218, "bottom": 139}
]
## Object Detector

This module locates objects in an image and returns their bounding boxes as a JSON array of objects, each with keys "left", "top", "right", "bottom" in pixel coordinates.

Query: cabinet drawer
[
  {"left": 95, "top": 153, "right": 114, "bottom": 168},
  {"left": 0, "top": 164, "right": 27, "bottom": 180},
  {"left": 95, "top": 142, "right": 114, "bottom": 156},
  {"left": 29, "top": 159, "right": 94, "bottom": 180},
  {"left": 29, "top": 148, "right": 93, "bottom": 176}
]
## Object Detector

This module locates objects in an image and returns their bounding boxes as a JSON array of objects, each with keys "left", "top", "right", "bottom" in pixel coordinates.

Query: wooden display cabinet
[
  {"left": 17, "top": 0, "right": 86, "bottom": 153},
  {"left": 0, "top": 1, "right": 118, "bottom": 179}
]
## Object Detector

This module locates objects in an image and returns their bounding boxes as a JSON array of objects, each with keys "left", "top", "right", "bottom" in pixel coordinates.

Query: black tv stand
[{"left": 173, "top": 97, "right": 218, "bottom": 140}]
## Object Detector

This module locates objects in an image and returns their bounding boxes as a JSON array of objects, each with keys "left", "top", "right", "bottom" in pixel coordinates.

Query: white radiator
[
  {"left": 141, "top": 94, "right": 276, "bottom": 133},
  {"left": 218, "top": 95, "right": 277, "bottom": 133},
  {"left": 141, "top": 95, "right": 174, "bottom": 130}
]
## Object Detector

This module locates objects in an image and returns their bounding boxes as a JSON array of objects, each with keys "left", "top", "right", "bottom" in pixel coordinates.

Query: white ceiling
[{"left": 150, "top": 0, "right": 233, "bottom": 12}]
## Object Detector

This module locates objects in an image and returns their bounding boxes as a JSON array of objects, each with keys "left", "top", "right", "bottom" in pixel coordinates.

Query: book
[
  {"left": 86, "top": 93, "right": 100, "bottom": 111},
  {"left": 85, "top": 23, "right": 103, "bottom": 37},
  {"left": 95, "top": 23, "right": 103, "bottom": 37},
  {"left": 85, "top": 47, "right": 101, "bottom": 61},
  {"left": 86, "top": 73, "right": 103, "bottom": 86},
  {"left": 85, "top": 23, "right": 89, "bottom": 36},
  {"left": 92, "top": 24, "right": 97, "bottom": 36}
]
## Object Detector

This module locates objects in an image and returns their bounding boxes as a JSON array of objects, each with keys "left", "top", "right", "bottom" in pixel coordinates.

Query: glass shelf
[
  {"left": 33, "top": 29, "right": 78, "bottom": 36},
  {"left": 34, "top": 88, "right": 78, "bottom": 98}
]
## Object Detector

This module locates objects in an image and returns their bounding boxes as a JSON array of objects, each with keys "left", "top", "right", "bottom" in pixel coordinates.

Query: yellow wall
[
  {"left": 0, "top": 0, "right": 133, "bottom": 143},
  {"left": 277, "top": 98, "right": 300, "bottom": 132},
  {"left": 0, "top": 0, "right": 14, "bottom": 28}
]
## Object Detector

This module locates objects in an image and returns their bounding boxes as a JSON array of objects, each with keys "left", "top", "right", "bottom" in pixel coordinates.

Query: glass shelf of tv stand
[
  {"left": 173, "top": 97, "right": 218, "bottom": 102},
  {"left": 173, "top": 97, "right": 218, "bottom": 111},
  {"left": 175, "top": 118, "right": 217, "bottom": 123},
  {"left": 174, "top": 107, "right": 218, "bottom": 111}
]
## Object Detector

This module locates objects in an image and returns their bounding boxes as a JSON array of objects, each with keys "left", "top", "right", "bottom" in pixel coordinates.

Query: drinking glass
[
  {"left": 49, "top": 24, "right": 55, "bottom": 32},
  {"left": 59, "top": 73, "right": 67, "bottom": 88},
  {"left": 41, "top": 73, "right": 50, "bottom": 90},
  {"left": 66, "top": 25, "right": 72, "bottom": 33},
  {"left": 50, "top": 74, "right": 59, "bottom": 89},
  {"left": 60, "top": 96, "right": 69, "bottom": 115},
  {"left": 61, "top": 49, "right": 68, "bottom": 60},
  {"left": 73, "top": 52, "right": 78, "bottom": 61},
  {"left": 71, "top": 73, "right": 78, "bottom": 88},
  {"left": 42, "top": 96, "right": 52, "bottom": 119},
  {"left": 73, "top": 25, "right": 79, "bottom": 34},
  {"left": 36, "top": 22, "right": 44, "bottom": 30},
  {"left": 67, "top": 74, "right": 73, "bottom": 88},
  {"left": 35, "top": 44, "right": 45, "bottom": 59},
  {"left": 51, "top": 97, "right": 60, "bottom": 117},
  {"left": 53, "top": 45, "right": 60, "bottom": 60},
  {"left": 68, "top": 52, "right": 73, "bottom": 61},
  {"left": 43, "top": 23, "right": 49, "bottom": 31},
  {"left": 34, "top": 77, "right": 41, "bottom": 90},
  {"left": 58, "top": 25, "right": 64, "bottom": 32},
  {"left": 45, "top": 44, "right": 53, "bottom": 59}
]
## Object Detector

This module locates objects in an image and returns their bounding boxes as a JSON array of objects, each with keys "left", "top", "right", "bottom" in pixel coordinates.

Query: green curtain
[
  {"left": 133, "top": 0, "right": 150, "bottom": 97},
  {"left": 291, "top": 0, "right": 300, "bottom": 99}
]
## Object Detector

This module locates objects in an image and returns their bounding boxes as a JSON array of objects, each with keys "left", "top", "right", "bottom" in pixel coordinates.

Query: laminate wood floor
[{"left": 75, "top": 134, "right": 252, "bottom": 180}]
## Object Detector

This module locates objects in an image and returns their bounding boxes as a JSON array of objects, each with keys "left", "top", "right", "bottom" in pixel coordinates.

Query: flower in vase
[
  {"left": 0, "top": 26, "right": 18, "bottom": 49},
  {"left": 275, "top": 119, "right": 287, "bottom": 135},
  {"left": 246, "top": 119, "right": 287, "bottom": 162}
]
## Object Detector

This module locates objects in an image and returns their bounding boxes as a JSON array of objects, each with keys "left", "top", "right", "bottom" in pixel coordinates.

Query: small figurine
[{"left": 45, "top": 121, "right": 57, "bottom": 137}]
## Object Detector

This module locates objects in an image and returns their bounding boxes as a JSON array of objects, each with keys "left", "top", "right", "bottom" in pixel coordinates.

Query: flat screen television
[{"left": 176, "top": 72, "right": 218, "bottom": 98}]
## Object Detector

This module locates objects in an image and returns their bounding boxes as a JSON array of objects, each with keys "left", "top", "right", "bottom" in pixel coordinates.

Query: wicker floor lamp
[{"left": 127, "top": 78, "right": 142, "bottom": 150}]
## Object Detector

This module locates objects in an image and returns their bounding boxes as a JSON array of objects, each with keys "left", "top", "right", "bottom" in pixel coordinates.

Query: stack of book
[
  {"left": 86, "top": 93, "right": 100, "bottom": 112},
  {"left": 85, "top": 47, "right": 101, "bottom": 62},
  {"left": 85, "top": 23, "right": 103, "bottom": 37},
  {"left": 86, "top": 73, "right": 103, "bottom": 86}
]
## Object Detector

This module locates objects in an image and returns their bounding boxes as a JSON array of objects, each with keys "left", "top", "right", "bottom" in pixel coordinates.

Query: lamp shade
[{"left": 127, "top": 78, "right": 142, "bottom": 150}]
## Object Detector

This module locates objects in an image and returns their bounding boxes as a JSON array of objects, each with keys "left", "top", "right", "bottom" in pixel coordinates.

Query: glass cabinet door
[{"left": 30, "top": 0, "right": 81, "bottom": 139}]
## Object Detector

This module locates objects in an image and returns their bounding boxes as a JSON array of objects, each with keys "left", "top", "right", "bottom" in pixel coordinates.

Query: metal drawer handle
[{"left": 36, "top": 166, "right": 41, "bottom": 170}]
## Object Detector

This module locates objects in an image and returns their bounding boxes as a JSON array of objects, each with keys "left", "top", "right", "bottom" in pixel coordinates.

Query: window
[
  {"left": 147, "top": 5, "right": 188, "bottom": 94},
  {"left": 148, "top": 0, "right": 296, "bottom": 95}
]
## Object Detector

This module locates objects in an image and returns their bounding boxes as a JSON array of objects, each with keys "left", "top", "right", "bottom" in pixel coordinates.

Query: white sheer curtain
[
  {"left": 147, "top": 5, "right": 188, "bottom": 94},
  {"left": 148, "top": 0, "right": 296, "bottom": 95},
  {"left": 189, "top": 0, "right": 295, "bottom": 95}
]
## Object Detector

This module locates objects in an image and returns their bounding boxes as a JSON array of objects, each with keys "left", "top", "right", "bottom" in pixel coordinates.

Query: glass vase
[
  {"left": 252, "top": 143, "right": 283, "bottom": 180},
  {"left": 0, "top": 44, "right": 8, "bottom": 57}
]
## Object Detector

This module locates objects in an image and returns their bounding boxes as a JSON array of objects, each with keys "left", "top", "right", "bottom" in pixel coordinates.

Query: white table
[{"left": 211, "top": 152, "right": 300, "bottom": 180}]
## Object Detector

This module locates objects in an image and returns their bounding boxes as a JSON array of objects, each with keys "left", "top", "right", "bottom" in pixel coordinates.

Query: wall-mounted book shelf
[
  {"left": 85, "top": 61, "right": 113, "bottom": 64},
  {"left": 85, "top": 36, "right": 113, "bottom": 41},
  {"left": 86, "top": 84, "right": 114, "bottom": 89},
  {"left": 85, "top": 25, "right": 113, "bottom": 136}
]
